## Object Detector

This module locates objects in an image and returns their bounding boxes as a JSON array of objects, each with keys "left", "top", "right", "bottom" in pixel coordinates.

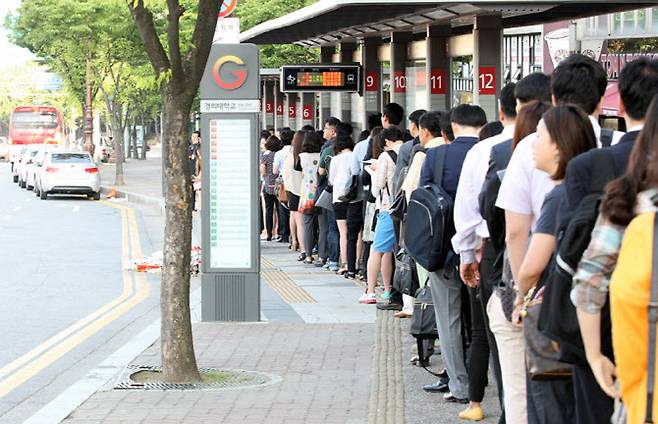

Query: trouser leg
[
  {"left": 326, "top": 208, "right": 339, "bottom": 263},
  {"left": 302, "top": 214, "right": 317, "bottom": 256},
  {"left": 264, "top": 193, "right": 277, "bottom": 238},
  {"left": 572, "top": 362, "right": 613, "bottom": 424},
  {"left": 487, "top": 294, "right": 527, "bottom": 424},
  {"left": 317, "top": 210, "right": 328, "bottom": 259},
  {"left": 467, "top": 286, "right": 490, "bottom": 402},
  {"left": 527, "top": 377, "right": 575, "bottom": 424},
  {"left": 346, "top": 202, "right": 363, "bottom": 273},
  {"left": 277, "top": 202, "right": 290, "bottom": 242},
  {"left": 429, "top": 270, "right": 469, "bottom": 399}
]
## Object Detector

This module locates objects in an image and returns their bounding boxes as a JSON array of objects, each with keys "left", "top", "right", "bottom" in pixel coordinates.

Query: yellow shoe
[{"left": 458, "top": 406, "right": 484, "bottom": 421}]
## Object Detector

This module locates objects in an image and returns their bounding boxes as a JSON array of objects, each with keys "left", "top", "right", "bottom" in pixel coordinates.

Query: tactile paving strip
[{"left": 260, "top": 257, "right": 316, "bottom": 304}]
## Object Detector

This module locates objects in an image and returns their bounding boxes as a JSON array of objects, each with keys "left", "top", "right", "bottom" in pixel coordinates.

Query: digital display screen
[{"left": 281, "top": 65, "right": 361, "bottom": 93}]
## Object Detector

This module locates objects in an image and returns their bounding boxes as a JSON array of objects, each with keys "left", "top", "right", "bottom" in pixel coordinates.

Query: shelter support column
[
  {"left": 319, "top": 46, "right": 334, "bottom": 124},
  {"left": 338, "top": 42, "right": 357, "bottom": 128},
  {"left": 390, "top": 31, "right": 412, "bottom": 128},
  {"left": 361, "top": 37, "right": 382, "bottom": 132},
  {"left": 263, "top": 81, "right": 275, "bottom": 130},
  {"left": 286, "top": 92, "right": 298, "bottom": 129},
  {"left": 426, "top": 25, "right": 451, "bottom": 112},
  {"left": 274, "top": 81, "right": 284, "bottom": 131},
  {"left": 473, "top": 14, "right": 503, "bottom": 121}
]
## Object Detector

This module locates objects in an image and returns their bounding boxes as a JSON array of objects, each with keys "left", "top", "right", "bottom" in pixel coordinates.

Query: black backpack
[
  {"left": 479, "top": 140, "right": 512, "bottom": 252},
  {"left": 404, "top": 146, "right": 454, "bottom": 272},
  {"left": 538, "top": 148, "right": 616, "bottom": 362}
]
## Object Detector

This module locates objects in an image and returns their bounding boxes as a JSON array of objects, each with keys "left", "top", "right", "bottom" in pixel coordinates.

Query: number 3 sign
[{"left": 478, "top": 67, "right": 496, "bottom": 95}]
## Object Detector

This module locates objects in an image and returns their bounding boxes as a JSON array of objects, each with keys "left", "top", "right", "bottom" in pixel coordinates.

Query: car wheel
[
  {"left": 40, "top": 190, "right": 48, "bottom": 200},
  {"left": 27, "top": 184, "right": 33, "bottom": 191},
  {"left": 92, "top": 191, "right": 101, "bottom": 201},
  {"left": 34, "top": 185, "right": 40, "bottom": 197},
  {"left": 19, "top": 179, "right": 25, "bottom": 188},
  {"left": 13, "top": 175, "right": 18, "bottom": 183}
]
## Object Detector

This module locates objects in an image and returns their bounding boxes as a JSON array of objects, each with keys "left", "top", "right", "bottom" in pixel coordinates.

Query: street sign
[
  {"left": 219, "top": 0, "right": 238, "bottom": 18},
  {"left": 200, "top": 44, "right": 260, "bottom": 322},
  {"left": 281, "top": 65, "right": 361, "bottom": 93},
  {"left": 213, "top": 17, "right": 240, "bottom": 44},
  {"left": 478, "top": 66, "right": 497, "bottom": 95}
]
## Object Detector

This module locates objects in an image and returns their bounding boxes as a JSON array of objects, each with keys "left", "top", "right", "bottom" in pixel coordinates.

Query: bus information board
[{"left": 281, "top": 65, "right": 361, "bottom": 93}]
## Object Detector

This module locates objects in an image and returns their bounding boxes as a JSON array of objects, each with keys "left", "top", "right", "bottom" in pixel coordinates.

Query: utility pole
[{"left": 84, "top": 54, "right": 94, "bottom": 155}]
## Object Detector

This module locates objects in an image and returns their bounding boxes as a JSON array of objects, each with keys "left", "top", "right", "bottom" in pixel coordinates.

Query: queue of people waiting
[{"left": 258, "top": 54, "right": 658, "bottom": 424}]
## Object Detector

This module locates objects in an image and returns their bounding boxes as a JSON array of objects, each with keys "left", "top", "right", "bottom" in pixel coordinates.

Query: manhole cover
[{"left": 114, "top": 365, "right": 279, "bottom": 391}]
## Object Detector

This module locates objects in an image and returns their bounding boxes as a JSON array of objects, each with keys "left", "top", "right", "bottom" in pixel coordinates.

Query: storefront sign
[{"left": 478, "top": 67, "right": 496, "bottom": 95}]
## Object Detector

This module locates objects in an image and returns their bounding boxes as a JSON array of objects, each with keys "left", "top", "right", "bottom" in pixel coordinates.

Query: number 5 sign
[{"left": 478, "top": 67, "right": 496, "bottom": 95}]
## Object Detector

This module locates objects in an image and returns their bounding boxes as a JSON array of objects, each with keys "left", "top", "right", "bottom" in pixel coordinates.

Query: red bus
[{"left": 9, "top": 105, "right": 63, "bottom": 145}]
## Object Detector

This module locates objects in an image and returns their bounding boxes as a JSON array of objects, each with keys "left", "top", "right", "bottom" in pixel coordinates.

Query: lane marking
[
  {"left": 12, "top": 206, "right": 21, "bottom": 212},
  {"left": 72, "top": 205, "right": 80, "bottom": 213},
  {"left": 0, "top": 201, "right": 150, "bottom": 399},
  {"left": 0, "top": 209, "right": 132, "bottom": 382}
]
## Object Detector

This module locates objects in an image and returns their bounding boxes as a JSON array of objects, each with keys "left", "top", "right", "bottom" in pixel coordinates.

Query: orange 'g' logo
[{"left": 213, "top": 55, "right": 247, "bottom": 90}]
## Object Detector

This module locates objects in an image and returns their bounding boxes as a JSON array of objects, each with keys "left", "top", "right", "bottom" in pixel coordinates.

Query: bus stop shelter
[{"left": 241, "top": 0, "right": 655, "bottom": 131}]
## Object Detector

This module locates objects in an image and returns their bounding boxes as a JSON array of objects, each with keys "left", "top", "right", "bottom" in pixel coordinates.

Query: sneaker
[
  {"left": 443, "top": 392, "right": 469, "bottom": 404},
  {"left": 358, "top": 293, "right": 377, "bottom": 304},
  {"left": 327, "top": 261, "right": 339, "bottom": 272},
  {"left": 314, "top": 259, "right": 326, "bottom": 267},
  {"left": 381, "top": 291, "right": 392, "bottom": 301}
]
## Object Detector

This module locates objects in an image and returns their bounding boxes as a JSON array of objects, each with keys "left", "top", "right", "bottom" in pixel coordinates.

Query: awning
[
  {"left": 601, "top": 81, "right": 620, "bottom": 117},
  {"left": 240, "top": 0, "right": 657, "bottom": 46}
]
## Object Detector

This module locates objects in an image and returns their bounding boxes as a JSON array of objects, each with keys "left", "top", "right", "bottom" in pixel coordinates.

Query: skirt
[
  {"left": 373, "top": 211, "right": 395, "bottom": 253},
  {"left": 287, "top": 191, "right": 300, "bottom": 211}
]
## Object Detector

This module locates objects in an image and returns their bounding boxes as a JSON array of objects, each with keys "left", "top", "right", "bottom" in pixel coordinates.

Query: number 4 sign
[{"left": 478, "top": 67, "right": 496, "bottom": 95}]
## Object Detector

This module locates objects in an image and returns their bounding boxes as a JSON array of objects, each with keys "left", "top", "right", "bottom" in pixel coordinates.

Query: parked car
[
  {"left": 0, "top": 137, "right": 9, "bottom": 161},
  {"left": 10, "top": 146, "right": 27, "bottom": 181},
  {"left": 37, "top": 151, "right": 101, "bottom": 200},
  {"left": 17, "top": 146, "right": 41, "bottom": 188},
  {"left": 27, "top": 146, "right": 56, "bottom": 191}
]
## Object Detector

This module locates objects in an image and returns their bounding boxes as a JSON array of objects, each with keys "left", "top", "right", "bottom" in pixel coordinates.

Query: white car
[
  {"left": 0, "top": 137, "right": 9, "bottom": 161},
  {"left": 37, "top": 151, "right": 101, "bottom": 200},
  {"left": 10, "top": 146, "right": 27, "bottom": 182},
  {"left": 17, "top": 146, "right": 41, "bottom": 188},
  {"left": 27, "top": 147, "right": 56, "bottom": 191}
]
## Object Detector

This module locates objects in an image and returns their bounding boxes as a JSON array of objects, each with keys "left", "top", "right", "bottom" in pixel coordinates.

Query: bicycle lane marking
[{"left": 0, "top": 201, "right": 150, "bottom": 399}]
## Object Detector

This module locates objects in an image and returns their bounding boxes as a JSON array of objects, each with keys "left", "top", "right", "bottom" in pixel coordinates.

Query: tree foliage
[{"left": 236, "top": 0, "right": 319, "bottom": 68}]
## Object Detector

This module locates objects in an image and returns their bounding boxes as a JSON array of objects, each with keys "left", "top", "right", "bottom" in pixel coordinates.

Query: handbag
[
  {"left": 522, "top": 285, "right": 572, "bottom": 380},
  {"left": 393, "top": 248, "right": 420, "bottom": 297},
  {"left": 338, "top": 175, "right": 360, "bottom": 202},
  {"left": 362, "top": 202, "right": 377, "bottom": 243},
  {"left": 410, "top": 286, "right": 438, "bottom": 339},
  {"left": 316, "top": 189, "right": 333, "bottom": 210},
  {"left": 389, "top": 190, "right": 407, "bottom": 221}
]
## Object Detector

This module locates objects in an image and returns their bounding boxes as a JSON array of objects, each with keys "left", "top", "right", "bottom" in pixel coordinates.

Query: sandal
[
  {"left": 297, "top": 252, "right": 307, "bottom": 262},
  {"left": 304, "top": 256, "right": 315, "bottom": 265},
  {"left": 336, "top": 264, "right": 348, "bottom": 275},
  {"left": 290, "top": 241, "right": 299, "bottom": 251}
]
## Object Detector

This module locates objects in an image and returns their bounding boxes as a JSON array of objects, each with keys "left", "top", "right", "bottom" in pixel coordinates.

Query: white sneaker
[{"left": 358, "top": 293, "right": 377, "bottom": 304}]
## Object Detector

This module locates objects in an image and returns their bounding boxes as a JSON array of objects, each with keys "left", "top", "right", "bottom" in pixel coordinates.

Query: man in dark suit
[
  {"left": 565, "top": 57, "right": 658, "bottom": 424},
  {"left": 418, "top": 104, "right": 486, "bottom": 403}
]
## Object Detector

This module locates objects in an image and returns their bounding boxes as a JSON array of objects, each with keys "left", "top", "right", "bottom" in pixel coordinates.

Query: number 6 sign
[
  {"left": 478, "top": 67, "right": 496, "bottom": 95},
  {"left": 302, "top": 105, "right": 313, "bottom": 121}
]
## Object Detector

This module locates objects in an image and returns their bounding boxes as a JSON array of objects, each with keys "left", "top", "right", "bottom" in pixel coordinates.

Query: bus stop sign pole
[{"left": 199, "top": 44, "right": 261, "bottom": 321}]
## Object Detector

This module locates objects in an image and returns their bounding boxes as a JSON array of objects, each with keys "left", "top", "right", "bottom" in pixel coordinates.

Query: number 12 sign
[{"left": 478, "top": 67, "right": 496, "bottom": 95}]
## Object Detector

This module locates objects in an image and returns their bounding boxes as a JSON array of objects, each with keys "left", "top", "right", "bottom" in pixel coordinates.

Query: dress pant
[
  {"left": 302, "top": 214, "right": 318, "bottom": 256},
  {"left": 317, "top": 209, "right": 328, "bottom": 259},
  {"left": 277, "top": 201, "right": 290, "bottom": 242},
  {"left": 488, "top": 294, "right": 528, "bottom": 424},
  {"left": 480, "top": 242, "right": 507, "bottom": 423},
  {"left": 467, "top": 287, "right": 490, "bottom": 403},
  {"left": 527, "top": 377, "right": 575, "bottom": 424},
  {"left": 263, "top": 192, "right": 278, "bottom": 238},
  {"left": 346, "top": 201, "right": 363, "bottom": 273},
  {"left": 572, "top": 362, "right": 613, "bottom": 424},
  {"left": 429, "top": 269, "right": 469, "bottom": 399},
  {"left": 326, "top": 208, "right": 340, "bottom": 263}
]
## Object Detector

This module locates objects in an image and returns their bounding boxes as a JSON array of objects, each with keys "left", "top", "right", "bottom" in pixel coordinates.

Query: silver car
[
  {"left": 10, "top": 146, "right": 27, "bottom": 182},
  {"left": 37, "top": 151, "right": 101, "bottom": 200}
]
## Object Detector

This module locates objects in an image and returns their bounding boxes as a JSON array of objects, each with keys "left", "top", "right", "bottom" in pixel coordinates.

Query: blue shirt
[
  {"left": 419, "top": 136, "right": 479, "bottom": 199},
  {"left": 351, "top": 136, "right": 371, "bottom": 176}
]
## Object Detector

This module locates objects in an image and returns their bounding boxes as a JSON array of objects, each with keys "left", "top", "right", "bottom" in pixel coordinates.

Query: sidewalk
[{"left": 64, "top": 156, "right": 503, "bottom": 424}]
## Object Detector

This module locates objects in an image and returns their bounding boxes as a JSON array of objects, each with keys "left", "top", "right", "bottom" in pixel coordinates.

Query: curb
[{"left": 100, "top": 186, "right": 165, "bottom": 215}]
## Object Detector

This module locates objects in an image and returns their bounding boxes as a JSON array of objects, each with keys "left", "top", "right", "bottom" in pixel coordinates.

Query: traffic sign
[{"left": 219, "top": 0, "right": 238, "bottom": 18}]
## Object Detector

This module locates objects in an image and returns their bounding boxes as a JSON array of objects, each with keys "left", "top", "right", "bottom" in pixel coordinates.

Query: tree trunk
[
  {"left": 112, "top": 105, "right": 125, "bottom": 186},
  {"left": 132, "top": 124, "right": 139, "bottom": 159},
  {"left": 160, "top": 86, "right": 200, "bottom": 383},
  {"left": 126, "top": 122, "right": 133, "bottom": 160},
  {"left": 140, "top": 116, "right": 147, "bottom": 160}
]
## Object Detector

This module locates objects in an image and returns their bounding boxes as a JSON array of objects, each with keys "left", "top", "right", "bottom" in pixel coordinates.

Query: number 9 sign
[{"left": 365, "top": 72, "right": 378, "bottom": 92}]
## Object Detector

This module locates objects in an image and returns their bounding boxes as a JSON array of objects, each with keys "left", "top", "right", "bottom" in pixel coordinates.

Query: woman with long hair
[
  {"left": 286, "top": 130, "right": 308, "bottom": 260},
  {"left": 260, "top": 135, "right": 282, "bottom": 241},
  {"left": 329, "top": 124, "right": 355, "bottom": 275},
  {"left": 295, "top": 130, "right": 323, "bottom": 264},
  {"left": 515, "top": 105, "right": 597, "bottom": 423}
]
